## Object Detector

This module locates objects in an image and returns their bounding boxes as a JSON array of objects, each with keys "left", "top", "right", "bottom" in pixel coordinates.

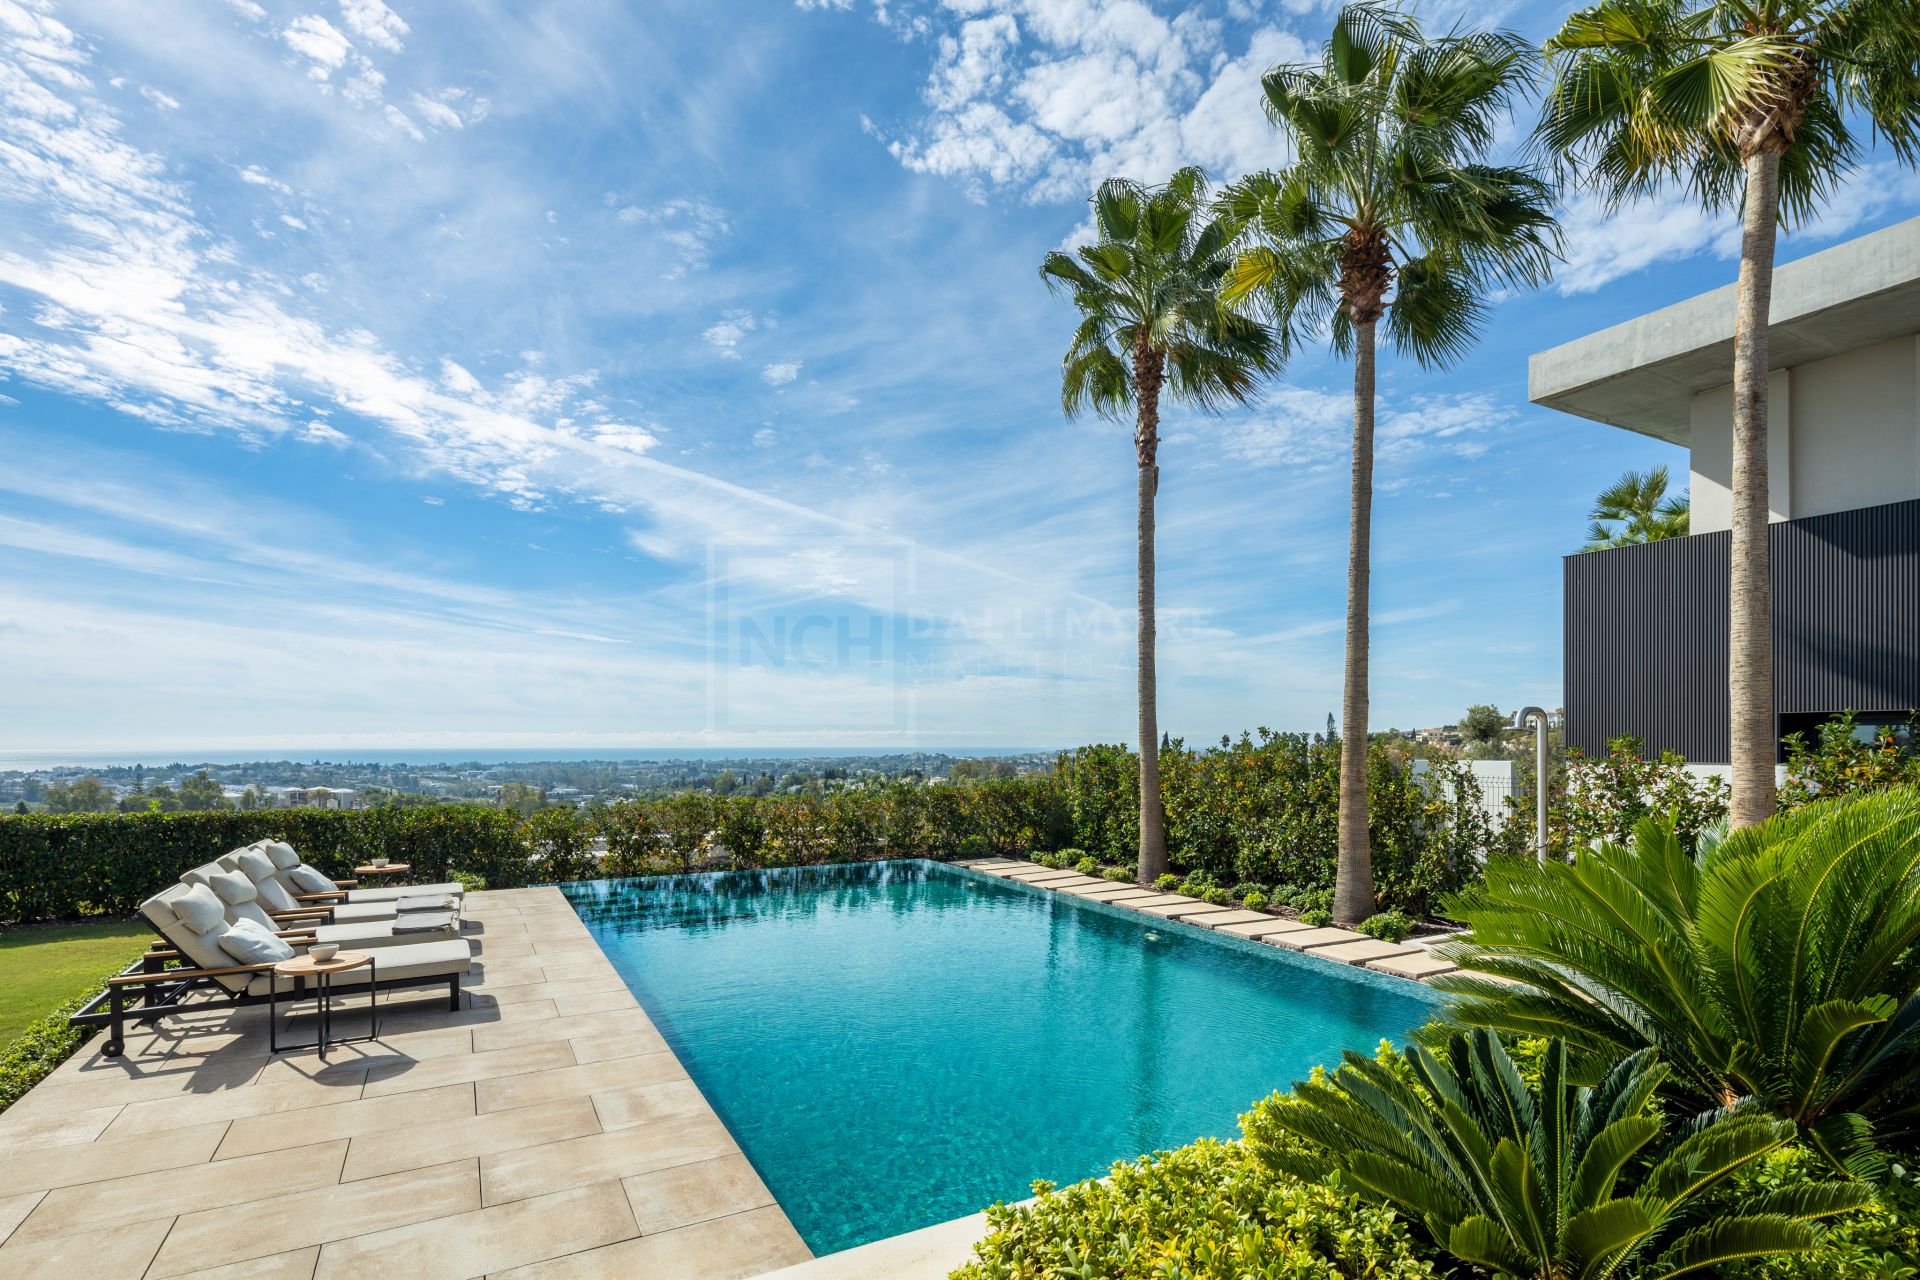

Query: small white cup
[
  {"left": 371, "top": 857, "right": 389, "bottom": 868},
  {"left": 308, "top": 943, "right": 340, "bottom": 962}
]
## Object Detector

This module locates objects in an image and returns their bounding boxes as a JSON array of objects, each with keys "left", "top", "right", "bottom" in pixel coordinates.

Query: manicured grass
[{"left": 0, "top": 919, "right": 149, "bottom": 1047}]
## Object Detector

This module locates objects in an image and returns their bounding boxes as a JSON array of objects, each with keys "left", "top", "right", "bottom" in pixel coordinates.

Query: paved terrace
[{"left": 0, "top": 887, "right": 812, "bottom": 1280}]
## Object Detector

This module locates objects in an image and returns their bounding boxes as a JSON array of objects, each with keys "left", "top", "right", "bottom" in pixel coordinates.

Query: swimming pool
[{"left": 559, "top": 860, "right": 1438, "bottom": 1254}]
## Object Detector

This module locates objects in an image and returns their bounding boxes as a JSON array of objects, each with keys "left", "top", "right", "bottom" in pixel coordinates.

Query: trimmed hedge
[{"left": 0, "top": 954, "right": 142, "bottom": 1114}]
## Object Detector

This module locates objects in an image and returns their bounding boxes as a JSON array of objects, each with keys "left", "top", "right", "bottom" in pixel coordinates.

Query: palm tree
[
  {"left": 1263, "top": 1030, "right": 1866, "bottom": 1278},
  {"left": 1537, "top": 0, "right": 1920, "bottom": 829},
  {"left": 1223, "top": 3, "right": 1558, "bottom": 923},
  {"left": 1042, "top": 169, "right": 1278, "bottom": 886},
  {"left": 1581, "top": 463, "right": 1690, "bottom": 550},
  {"left": 1434, "top": 788, "right": 1920, "bottom": 1174}
]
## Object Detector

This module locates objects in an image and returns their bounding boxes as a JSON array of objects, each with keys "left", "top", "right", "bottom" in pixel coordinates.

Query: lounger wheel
[{"left": 101, "top": 1038, "right": 124, "bottom": 1057}]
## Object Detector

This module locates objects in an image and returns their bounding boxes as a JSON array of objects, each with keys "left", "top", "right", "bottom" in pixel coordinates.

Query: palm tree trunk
[
  {"left": 1135, "top": 401, "right": 1167, "bottom": 886},
  {"left": 1334, "top": 318, "right": 1376, "bottom": 925},
  {"left": 1729, "top": 149, "right": 1780, "bottom": 828}
]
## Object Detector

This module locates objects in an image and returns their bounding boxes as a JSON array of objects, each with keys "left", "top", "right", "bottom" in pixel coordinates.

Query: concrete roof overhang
[{"left": 1527, "top": 215, "right": 1920, "bottom": 445}]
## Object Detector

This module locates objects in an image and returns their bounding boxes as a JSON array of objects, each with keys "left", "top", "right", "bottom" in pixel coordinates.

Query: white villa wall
[{"left": 1689, "top": 336, "right": 1920, "bottom": 533}]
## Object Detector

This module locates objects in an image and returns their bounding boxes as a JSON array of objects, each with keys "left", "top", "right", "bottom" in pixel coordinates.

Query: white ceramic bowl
[
  {"left": 308, "top": 943, "right": 340, "bottom": 962},
  {"left": 371, "top": 857, "right": 390, "bottom": 867}
]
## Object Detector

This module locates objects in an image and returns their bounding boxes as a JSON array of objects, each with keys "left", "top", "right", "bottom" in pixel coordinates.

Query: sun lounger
[
  {"left": 70, "top": 882, "right": 473, "bottom": 1057},
  {"left": 185, "top": 851, "right": 462, "bottom": 946},
  {"left": 251, "top": 840, "right": 468, "bottom": 907}
]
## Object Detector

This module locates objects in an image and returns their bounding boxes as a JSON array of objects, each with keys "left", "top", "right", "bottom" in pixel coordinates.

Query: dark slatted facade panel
[
  {"left": 1565, "top": 498, "right": 1920, "bottom": 762},
  {"left": 1565, "top": 529, "right": 1730, "bottom": 761},
  {"left": 1773, "top": 500, "right": 1920, "bottom": 715}
]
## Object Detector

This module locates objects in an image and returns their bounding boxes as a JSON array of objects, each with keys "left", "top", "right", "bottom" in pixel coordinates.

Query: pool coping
[{"left": 948, "top": 859, "right": 1458, "bottom": 990}]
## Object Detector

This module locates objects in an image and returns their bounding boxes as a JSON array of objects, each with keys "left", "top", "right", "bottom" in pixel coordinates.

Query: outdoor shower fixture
[{"left": 1512, "top": 706, "right": 1551, "bottom": 864}]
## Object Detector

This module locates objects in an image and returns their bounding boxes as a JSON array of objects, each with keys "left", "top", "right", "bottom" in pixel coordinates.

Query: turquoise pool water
[{"left": 559, "top": 860, "right": 1437, "bottom": 1255}]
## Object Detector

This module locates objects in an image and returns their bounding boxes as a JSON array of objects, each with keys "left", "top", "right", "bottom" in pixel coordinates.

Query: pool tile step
[
  {"left": 1307, "top": 939, "right": 1420, "bottom": 966},
  {"left": 1366, "top": 951, "right": 1459, "bottom": 980},
  {"left": 1266, "top": 927, "right": 1370, "bottom": 951}
]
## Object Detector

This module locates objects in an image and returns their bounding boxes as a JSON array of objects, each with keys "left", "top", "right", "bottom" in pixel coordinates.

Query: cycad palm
[
  {"left": 1041, "top": 169, "right": 1278, "bottom": 886},
  {"left": 1582, "top": 464, "right": 1690, "bottom": 550},
  {"left": 1434, "top": 788, "right": 1920, "bottom": 1173},
  {"left": 1263, "top": 1030, "right": 1866, "bottom": 1279},
  {"left": 1538, "top": 0, "right": 1920, "bottom": 829},
  {"left": 1222, "top": 3, "right": 1557, "bottom": 923}
]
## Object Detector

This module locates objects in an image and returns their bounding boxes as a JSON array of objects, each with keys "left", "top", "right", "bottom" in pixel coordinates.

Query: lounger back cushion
[
  {"left": 260, "top": 840, "right": 301, "bottom": 870},
  {"left": 139, "top": 885, "right": 252, "bottom": 993},
  {"left": 217, "top": 918, "right": 296, "bottom": 965},
  {"left": 204, "top": 869, "right": 279, "bottom": 932},
  {"left": 288, "top": 864, "right": 336, "bottom": 895},
  {"left": 234, "top": 848, "right": 301, "bottom": 911},
  {"left": 176, "top": 882, "right": 227, "bottom": 934}
]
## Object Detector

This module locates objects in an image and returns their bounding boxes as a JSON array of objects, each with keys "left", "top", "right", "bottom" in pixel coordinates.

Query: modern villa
[{"left": 1531, "top": 215, "right": 1920, "bottom": 764}]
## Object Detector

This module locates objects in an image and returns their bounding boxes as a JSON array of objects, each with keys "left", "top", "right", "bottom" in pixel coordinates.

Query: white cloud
[
  {"left": 301, "top": 419, "right": 349, "bottom": 446},
  {"left": 238, "top": 164, "right": 290, "bottom": 192},
  {"left": 383, "top": 103, "right": 425, "bottom": 140},
  {"left": 702, "top": 311, "right": 756, "bottom": 357},
  {"left": 139, "top": 85, "right": 180, "bottom": 110},
  {"left": 616, "top": 197, "right": 730, "bottom": 277},
  {"left": 225, "top": 0, "right": 268, "bottom": 19},
  {"left": 1210, "top": 387, "right": 1516, "bottom": 479},
  {"left": 877, "top": 2, "right": 1300, "bottom": 203},
  {"left": 338, "top": 0, "right": 408, "bottom": 53},
  {"left": 762, "top": 361, "right": 802, "bottom": 385},
  {"left": 282, "top": 15, "right": 352, "bottom": 78}
]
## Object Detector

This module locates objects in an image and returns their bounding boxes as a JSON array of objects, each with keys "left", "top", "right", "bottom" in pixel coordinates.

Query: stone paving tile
[
  {"left": 0, "top": 1190, "right": 46, "bottom": 1246},
  {"left": 1108, "top": 893, "right": 1198, "bottom": 910},
  {"left": 0, "top": 1101, "right": 124, "bottom": 1152},
  {"left": 341, "top": 1097, "right": 602, "bottom": 1183},
  {"left": 569, "top": 1027, "right": 673, "bottom": 1064},
  {"left": 168, "top": 1245, "right": 321, "bottom": 1279},
  {"left": 549, "top": 987, "right": 638, "bottom": 1017},
  {"left": 216, "top": 1082, "right": 476, "bottom": 1159},
  {"left": 489, "top": 1204, "right": 811, "bottom": 1280},
  {"left": 1054, "top": 882, "right": 1137, "bottom": 898},
  {"left": 147, "top": 1160, "right": 482, "bottom": 1278},
  {"left": 469, "top": 1007, "right": 657, "bottom": 1055},
  {"left": 536, "top": 957, "right": 620, "bottom": 984},
  {"left": 1267, "top": 926, "right": 1370, "bottom": 950},
  {"left": 1185, "top": 910, "right": 1273, "bottom": 929},
  {"left": 361, "top": 1040, "right": 575, "bottom": 1099},
  {"left": 479, "top": 1111, "right": 737, "bottom": 1206},
  {"left": 0, "top": 1215, "right": 172, "bottom": 1280},
  {"left": 587, "top": 1079, "right": 712, "bottom": 1131},
  {"left": 1366, "top": 951, "right": 1459, "bottom": 980},
  {"left": 13, "top": 1140, "right": 348, "bottom": 1244},
  {"left": 1308, "top": 939, "right": 1420, "bottom": 966},
  {"left": 314, "top": 1181, "right": 639, "bottom": 1280},
  {"left": 1215, "top": 917, "right": 1314, "bottom": 939},
  {"left": 1136, "top": 901, "right": 1240, "bottom": 920},
  {"left": 0, "top": 1119, "right": 227, "bottom": 1198},
  {"left": 474, "top": 1051, "right": 690, "bottom": 1114},
  {"left": 622, "top": 1153, "right": 776, "bottom": 1234}
]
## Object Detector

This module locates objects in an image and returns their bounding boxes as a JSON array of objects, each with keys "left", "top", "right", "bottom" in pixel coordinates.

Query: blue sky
[{"left": 0, "top": 0, "right": 1916, "bottom": 756}]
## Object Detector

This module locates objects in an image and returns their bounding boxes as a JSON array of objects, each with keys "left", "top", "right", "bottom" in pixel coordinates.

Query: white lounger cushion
[
  {"left": 245, "top": 938, "right": 472, "bottom": 995},
  {"left": 310, "top": 917, "right": 462, "bottom": 949},
  {"left": 139, "top": 885, "right": 253, "bottom": 992},
  {"left": 231, "top": 849, "right": 302, "bottom": 912},
  {"left": 287, "top": 865, "right": 336, "bottom": 895},
  {"left": 201, "top": 869, "right": 283, "bottom": 934},
  {"left": 218, "top": 919, "right": 296, "bottom": 965},
  {"left": 347, "top": 881, "right": 466, "bottom": 903}
]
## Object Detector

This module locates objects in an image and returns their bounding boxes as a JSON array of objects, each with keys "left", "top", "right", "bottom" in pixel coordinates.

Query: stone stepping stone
[
  {"left": 1215, "top": 918, "right": 1314, "bottom": 939},
  {"left": 1137, "top": 901, "right": 1238, "bottom": 919},
  {"left": 1365, "top": 951, "right": 1459, "bottom": 980},
  {"left": 1027, "top": 874, "right": 1105, "bottom": 888},
  {"left": 1268, "top": 926, "right": 1369, "bottom": 951},
  {"left": 1310, "top": 939, "right": 1420, "bottom": 966},
  {"left": 1056, "top": 883, "right": 1138, "bottom": 898},
  {"left": 1113, "top": 894, "right": 1198, "bottom": 910},
  {"left": 1185, "top": 910, "right": 1271, "bottom": 929}
]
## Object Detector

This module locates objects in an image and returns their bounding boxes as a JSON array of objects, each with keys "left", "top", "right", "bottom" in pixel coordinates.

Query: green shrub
[
  {"left": 448, "top": 869, "right": 489, "bottom": 892},
  {"left": 954, "top": 1137, "right": 1439, "bottom": 1280},
  {"left": 1229, "top": 882, "right": 1268, "bottom": 901},
  {"left": 1201, "top": 886, "right": 1230, "bottom": 905},
  {"left": 1357, "top": 910, "right": 1414, "bottom": 943},
  {"left": 0, "top": 959, "right": 132, "bottom": 1114},
  {"left": 1102, "top": 864, "right": 1134, "bottom": 882},
  {"left": 951, "top": 833, "right": 995, "bottom": 861},
  {"left": 1723, "top": 1146, "right": 1920, "bottom": 1279},
  {"left": 1299, "top": 907, "right": 1332, "bottom": 927},
  {"left": 1290, "top": 886, "right": 1333, "bottom": 912},
  {"left": 1241, "top": 890, "right": 1270, "bottom": 912},
  {"left": 1154, "top": 873, "right": 1180, "bottom": 892},
  {"left": 1073, "top": 855, "right": 1099, "bottom": 876}
]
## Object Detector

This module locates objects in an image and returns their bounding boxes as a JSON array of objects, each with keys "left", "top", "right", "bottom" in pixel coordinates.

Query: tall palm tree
[
  {"left": 1042, "top": 168, "right": 1278, "bottom": 887},
  {"left": 1581, "top": 463, "right": 1690, "bottom": 550},
  {"left": 1537, "top": 0, "right": 1920, "bottom": 828},
  {"left": 1223, "top": 3, "right": 1558, "bottom": 923}
]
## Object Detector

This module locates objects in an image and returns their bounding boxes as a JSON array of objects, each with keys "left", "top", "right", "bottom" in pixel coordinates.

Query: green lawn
[{"left": 0, "top": 920, "right": 150, "bottom": 1047}]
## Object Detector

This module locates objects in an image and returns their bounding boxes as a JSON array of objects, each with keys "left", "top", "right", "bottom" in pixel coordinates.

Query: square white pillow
[
  {"left": 206, "top": 868, "right": 257, "bottom": 907},
  {"left": 288, "top": 865, "right": 336, "bottom": 895},
  {"left": 260, "top": 840, "right": 301, "bottom": 870},
  {"left": 236, "top": 848, "right": 277, "bottom": 884},
  {"left": 175, "top": 883, "right": 227, "bottom": 935},
  {"left": 252, "top": 874, "right": 300, "bottom": 913},
  {"left": 216, "top": 919, "right": 295, "bottom": 965}
]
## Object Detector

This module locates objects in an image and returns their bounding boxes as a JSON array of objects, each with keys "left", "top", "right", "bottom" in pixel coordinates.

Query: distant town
[
  {"left": 1, "top": 710, "right": 1559, "bottom": 816},
  {"left": 0, "top": 751, "right": 1061, "bottom": 814}
]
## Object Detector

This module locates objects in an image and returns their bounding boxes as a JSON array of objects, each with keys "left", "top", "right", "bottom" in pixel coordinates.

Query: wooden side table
[
  {"left": 270, "top": 951, "right": 378, "bottom": 1056},
  {"left": 354, "top": 861, "right": 412, "bottom": 884}
]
